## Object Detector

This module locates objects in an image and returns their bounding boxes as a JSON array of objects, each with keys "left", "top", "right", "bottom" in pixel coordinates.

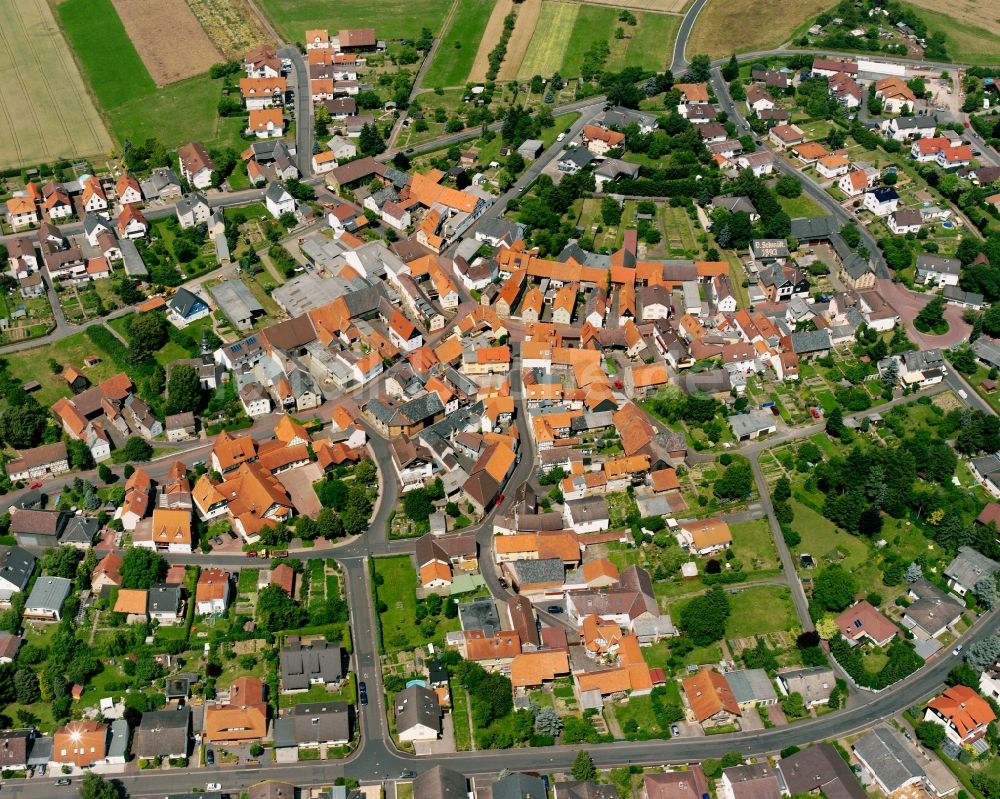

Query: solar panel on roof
[{"left": 246, "top": 336, "right": 257, "bottom": 345}]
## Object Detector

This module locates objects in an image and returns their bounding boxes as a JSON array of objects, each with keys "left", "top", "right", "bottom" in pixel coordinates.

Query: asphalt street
[{"left": 3, "top": 11, "right": 999, "bottom": 795}]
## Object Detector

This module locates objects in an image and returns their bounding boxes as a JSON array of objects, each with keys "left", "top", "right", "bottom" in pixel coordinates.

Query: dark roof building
[
  {"left": 279, "top": 639, "right": 344, "bottom": 692},
  {"left": 413, "top": 765, "right": 469, "bottom": 799},
  {"left": 134, "top": 708, "right": 191, "bottom": 760},
  {"left": 779, "top": 744, "right": 867, "bottom": 799}
]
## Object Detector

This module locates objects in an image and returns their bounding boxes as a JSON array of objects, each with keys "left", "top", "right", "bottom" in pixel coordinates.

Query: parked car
[
  {"left": 56, "top": 779, "right": 71, "bottom": 786},
  {"left": 214, "top": 536, "right": 224, "bottom": 546},
  {"left": 400, "top": 770, "right": 416, "bottom": 778},
  {"left": 953, "top": 644, "right": 963, "bottom": 656},
  {"left": 206, "top": 749, "right": 215, "bottom": 765},
  {"left": 546, "top": 605, "right": 563, "bottom": 614},
  {"left": 207, "top": 784, "right": 222, "bottom": 792}
]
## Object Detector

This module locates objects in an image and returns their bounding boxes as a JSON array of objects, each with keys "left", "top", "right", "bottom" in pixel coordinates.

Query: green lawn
[
  {"left": 615, "top": 12, "right": 680, "bottom": 72},
  {"left": 610, "top": 694, "right": 664, "bottom": 737},
  {"left": 57, "top": 0, "right": 155, "bottom": 108},
  {"left": 788, "top": 497, "right": 870, "bottom": 571},
  {"left": 730, "top": 518, "right": 779, "bottom": 571},
  {"left": 237, "top": 569, "right": 260, "bottom": 594},
  {"left": 58, "top": 0, "right": 244, "bottom": 150},
  {"left": 375, "top": 555, "right": 457, "bottom": 653},
  {"left": 452, "top": 685, "right": 472, "bottom": 751},
  {"left": 778, "top": 193, "right": 827, "bottom": 219},
  {"left": 724, "top": 585, "right": 798, "bottom": 637},
  {"left": 3, "top": 329, "right": 125, "bottom": 409},
  {"left": 561, "top": 5, "right": 618, "bottom": 77},
  {"left": 108, "top": 75, "right": 247, "bottom": 153},
  {"left": 911, "top": 7, "right": 1000, "bottom": 67},
  {"left": 423, "top": 0, "right": 497, "bottom": 88},
  {"left": 281, "top": 674, "right": 356, "bottom": 707},
  {"left": 257, "top": 0, "right": 451, "bottom": 41}
]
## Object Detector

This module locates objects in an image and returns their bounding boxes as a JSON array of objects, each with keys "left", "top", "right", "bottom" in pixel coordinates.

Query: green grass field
[
  {"left": 730, "top": 518, "right": 779, "bottom": 571},
  {"left": 911, "top": 7, "right": 1000, "bottom": 67},
  {"left": 58, "top": 0, "right": 243, "bottom": 151},
  {"left": 0, "top": 0, "right": 113, "bottom": 169},
  {"left": 257, "top": 0, "right": 451, "bottom": 42},
  {"left": 778, "top": 193, "right": 827, "bottom": 219},
  {"left": 374, "top": 555, "right": 422, "bottom": 652},
  {"left": 424, "top": 0, "right": 498, "bottom": 87},
  {"left": 561, "top": 4, "right": 618, "bottom": 77},
  {"left": 517, "top": 1, "right": 581, "bottom": 78},
  {"left": 58, "top": 0, "right": 155, "bottom": 108},
  {"left": 608, "top": 12, "right": 679, "bottom": 72},
  {"left": 725, "top": 585, "right": 798, "bottom": 637},
  {"left": 3, "top": 329, "right": 124, "bottom": 409}
]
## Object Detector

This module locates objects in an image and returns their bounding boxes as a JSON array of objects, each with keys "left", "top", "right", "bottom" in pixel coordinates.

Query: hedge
[{"left": 829, "top": 636, "right": 923, "bottom": 690}]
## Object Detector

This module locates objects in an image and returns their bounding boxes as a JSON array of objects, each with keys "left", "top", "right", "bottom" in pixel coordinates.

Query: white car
[
  {"left": 958, "top": 389, "right": 968, "bottom": 399},
  {"left": 207, "top": 784, "right": 222, "bottom": 792},
  {"left": 953, "top": 644, "right": 963, "bottom": 656},
  {"left": 556, "top": 133, "right": 566, "bottom": 142}
]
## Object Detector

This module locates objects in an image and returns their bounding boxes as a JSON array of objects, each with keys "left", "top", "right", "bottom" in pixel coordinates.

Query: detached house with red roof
[
  {"left": 117, "top": 204, "right": 148, "bottom": 240},
  {"left": 581, "top": 125, "right": 625, "bottom": 156},
  {"left": 925, "top": 685, "right": 996, "bottom": 745},
  {"left": 834, "top": 601, "right": 899, "bottom": 646}
]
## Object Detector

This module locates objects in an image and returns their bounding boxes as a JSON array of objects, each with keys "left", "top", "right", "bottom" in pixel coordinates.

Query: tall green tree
[
  {"left": 572, "top": 750, "right": 597, "bottom": 781},
  {"left": 166, "top": 364, "right": 202, "bottom": 414},
  {"left": 120, "top": 548, "right": 167, "bottom": 589}
]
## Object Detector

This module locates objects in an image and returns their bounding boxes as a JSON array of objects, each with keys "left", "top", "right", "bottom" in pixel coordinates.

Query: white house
[
  {"left": 563, "top": 497, "right": 610, "bottom": 534},
  {"left": 888, "top": 209, "right": 922, "bottom": 236},
  {"left": 915, "top": 254, "right": 960, "bottom": 287},
  {"left": 175, "top": 193, "right": 212, "bottom": 229},
  {"left": 863, "top": 187, "right": 899, "bottom": 217},
  {"left": 265, "top": 182, "right": 296, "bottom": 219}
]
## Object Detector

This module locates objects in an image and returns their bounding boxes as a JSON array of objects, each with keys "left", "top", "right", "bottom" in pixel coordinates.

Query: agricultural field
[
  {"left": 423, "top": 0, "right": 498, "bottom": 88},
  {"left": 909, "top": 5, "right": 1000, "bottom": 66},
  {"left": 606, "top": 11, "right": 679, "bottom": 72},
  {"left": 517, "top": 1, "right": 581, "bottom": 78},
  {"left": 518, "top": 1, "right": 677, "bottom": 79},
  {"left": 0, "top": 0, "right": 113, "bottom": 170},
  {"left": 256, "top": 0, "right": 450, "bottom": 42},
  {"left": 59, "top": 0, "right": 244, "bottom": 151},
  {"left": 186, "top": 0, "right": 274, "bottom": 59},
  {"left": 687, "top": 0, "right": 831, "bottom": 58},
  {"left": 111, "top": 0, "right": 221, "bottom": 85}
]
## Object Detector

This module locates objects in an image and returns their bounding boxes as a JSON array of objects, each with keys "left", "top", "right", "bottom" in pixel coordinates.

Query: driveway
[
  {"left": 277, "top": 463, "right": 323, "bottom": 517},
  {"left": 876, "top": 278, "right": 971, "bottom": 349}
]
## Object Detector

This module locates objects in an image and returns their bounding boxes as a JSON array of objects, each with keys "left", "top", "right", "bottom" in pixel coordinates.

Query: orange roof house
[
  {"left": 675, "top": 83, "right": 710, "bottom": 102},
  {"left": 926, "top": 685, "right": 996, "bottom": 743},
  {"left": 683, "top": 669, "right": 741, "bottom": 724},
  {"left": 792, "top": 141, "right": 830, "bottom": 161},
  {"left": 511, "top": 650, "right": 570, "bottom": 689},
  {"left": 420, "top": 560, "right": 453, "bottom": 588},
  {"left": 270, "top": 563, "right": 295, "bottom": 595},
  {"left": 273, "top": 415, "right": 309, "bottom": 446},
  {"left": 114, "top": 589, "right": 148, "bottom": 617},
  {"left": 212, "top": 430, "right": 258, "bottom": 473},
  {"left": 53, "top": 720, "right": 108, "bottom": 768},
  {"left": 834, "top": 601, "right": 898, "bottom": 646},
  {"left": 144, "top": 507, "right": 193, "bottom": 550},
  {"left": 680, "top": 518, "right": 733, "bottom": 554},
  {"left": 204, "top": 676, "right": 267, "bottom": 744}
]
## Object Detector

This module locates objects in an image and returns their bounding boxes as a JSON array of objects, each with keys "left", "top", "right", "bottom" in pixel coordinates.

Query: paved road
[
  {"left": 280, "top": 46, "right": 314, "bottom": 177},
  {"left": 670, "top": 0, "right": 710, "bottom": 75}
]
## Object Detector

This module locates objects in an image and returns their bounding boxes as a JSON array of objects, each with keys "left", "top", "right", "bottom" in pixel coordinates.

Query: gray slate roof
[
  {"left": 25, "top": 576, "right": 71, "bottom": 613},
  {"left": 0, "top": 546, "right": 36, "bottom": 591},
  {"left": 393, "top": 683, "right": 440, "bottom": 734},
  {"left": 944, "top": 546, "right": 1000, "bottom": 591},
  {"left": 414, "top": 765, "right": 469, "bottom": 799},
  {"left": 279, "top": 640, "right": 343, "bottom": 691},
  {"left": 725, "top": 669, "right": 778, "bottom": 705},
  {"left": 852, "top": 725, "right": 924, "bottom": 793},
  {"left": 505, "top": 557, "right": 565, "bottom": 586},
  {"left": 493, "top": 772, "right": 548, "bottom": 799},
  {"left": 134, "top": 708, "right": 190, "bottom": 759}
]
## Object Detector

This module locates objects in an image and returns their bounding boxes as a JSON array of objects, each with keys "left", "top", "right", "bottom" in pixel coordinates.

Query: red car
[
  {"left": 810, "top": 407, "right": 822, "bottom": 419},
  {"left": 28, "top": 481, "right": 43, "bottom": 490}
]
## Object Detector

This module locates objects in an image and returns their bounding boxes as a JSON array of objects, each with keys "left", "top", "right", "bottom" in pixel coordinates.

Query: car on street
[
  {"left": 497, "top": 578, "right": 508, "bottom": 588},
  {"left": 214, "top": 536, "right": 224, "bottom": 546},
  {"left": 56, "top": 779, "right": 71, "bottom": 786},
  {"left": 546, "top": 605, "right": 563, "bottom": 614},
  {"left": 671, "top": 724, "right": 681, "bottom": 736},
  {"left": 206, "top": 749, "right": 215, "bottom": 765},
  {"left": 207, "top": 784, "right": 222, "bottom": 792},
  {"left": 400, "top": 770, "right": 416, "bottom": 778},
  {"left": 359, "top": 681, "right": 368, "bottom": 705},
  {"left": 28, "top": 481, "right": 43, "bottom": 489},
  {"left": 954, "top": 644, "right": 963, "bottom": 656},
  {"left": 958, "top": 389, "right": 968, "bottom": 399}
]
